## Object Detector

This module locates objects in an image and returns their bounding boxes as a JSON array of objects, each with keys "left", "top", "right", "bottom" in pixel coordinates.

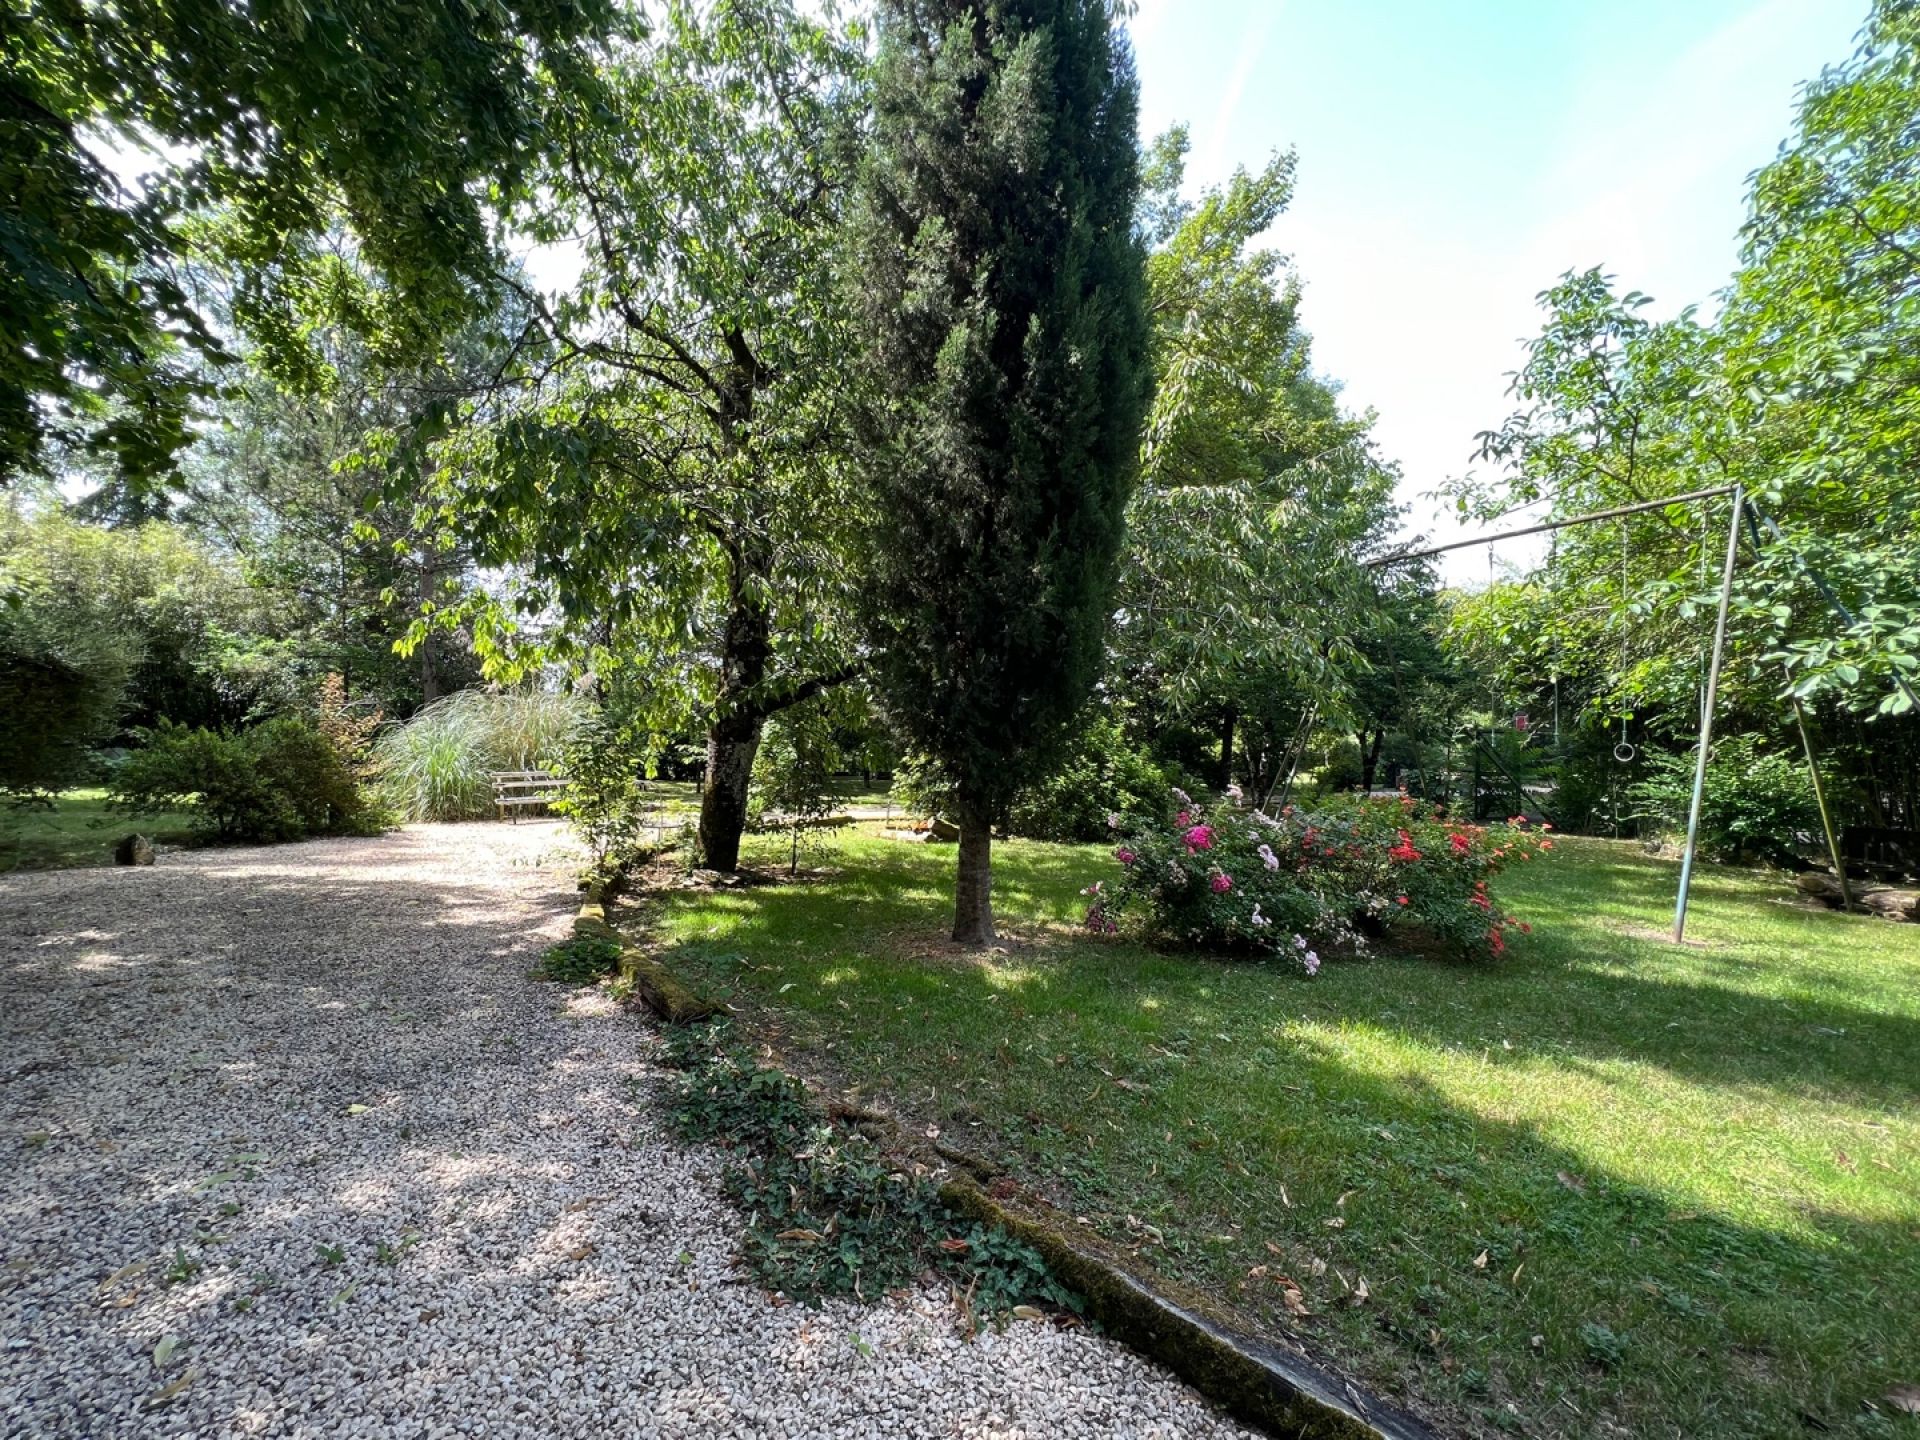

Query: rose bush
[{"left": 1085, "top": 787, "right": 1547, "bottom": 969}]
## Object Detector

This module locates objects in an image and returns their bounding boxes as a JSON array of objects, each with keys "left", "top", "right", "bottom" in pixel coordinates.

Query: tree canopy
[{"left": 2, "top": 0, "right": 621, "bottom": 489}]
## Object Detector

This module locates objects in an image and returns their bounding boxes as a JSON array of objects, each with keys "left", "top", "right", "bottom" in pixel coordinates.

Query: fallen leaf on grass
[
  {"left": 1309, "top": 1257, "right": 1327, "bottom": 1278},
  {"left": 1886, "top": 1385, "right": 1920, "bottom": 1415},
  {"left": 1265, "top": 1241, "right": 1284, "bottom": 1256},
  {"left": 1834, "top": 1150, "right": 1857, "bottom": 1174},
  {"left": 1269, "top": 1276, "right": 1312, "bottom": 1317},
  {"left": 1556, "top": 1170, "right": 1587, "bottom": 1194},
  {"left": 775, "top": 1229, "right": 824, "bottom": 1244},
  {"left": 1472, "top": 1250, "right": 1489, "bottom": 1270},
  {"left": 1351, "top": 1277, "right": 1370, "bottom": 1307},
  {"left": 1323, "top": 1217, "right": 1345, "bottom": 1230},
  {"left": 936, "top": 1238, "right": 971, "bottom": 1254}
]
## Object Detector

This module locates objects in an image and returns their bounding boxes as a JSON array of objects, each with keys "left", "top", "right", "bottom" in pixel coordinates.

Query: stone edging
[
  {"left": 936, "top": 1173, "right": 1436, "bottom": 1440},
  {"left": 578, "top": 893, "right": 1436, "bottom": 1440},
  {"left": 574, "top": 894, "right": 727, "bottom": 1025}
]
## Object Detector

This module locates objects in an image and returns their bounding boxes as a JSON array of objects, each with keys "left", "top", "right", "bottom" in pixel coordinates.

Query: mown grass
[
  {"left": 641, "top": 828, "right": 1920, "bottom": 1440},
  {"left": 0, "top": 788, "right": 198, "bottom": 873}
]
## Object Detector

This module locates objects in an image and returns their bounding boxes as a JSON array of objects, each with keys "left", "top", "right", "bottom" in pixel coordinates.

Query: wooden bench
[{"left": 491, "top": 770, "right": 567, "bottom": 822}]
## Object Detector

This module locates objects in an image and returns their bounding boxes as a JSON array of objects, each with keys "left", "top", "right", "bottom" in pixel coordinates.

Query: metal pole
[
  {"left": 1789, "top": 695, "right": 1852, "bottom": 913},
  {"left": 1673, "top": 485, "right": 1745, "bottom": 942},
  {"left": 1364, "top": 485, "right": 1736, "bottom": 570}
]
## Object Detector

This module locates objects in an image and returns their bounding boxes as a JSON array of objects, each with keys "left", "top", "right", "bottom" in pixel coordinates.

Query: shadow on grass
[
  {"left": 644, "top": 836, "right": 1920, "bottom": 1437},
  {"left": 661, "top": 836, "right": 1920, "bottom": 1112}
]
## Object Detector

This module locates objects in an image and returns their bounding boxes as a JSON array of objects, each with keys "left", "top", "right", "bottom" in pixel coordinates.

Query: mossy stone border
[
  {"left": 573, "top": 898, "right": 727, "bottom": 1025},
  {"left": 938, "top": 1173, "right": 1435, "bottom": 1440}
]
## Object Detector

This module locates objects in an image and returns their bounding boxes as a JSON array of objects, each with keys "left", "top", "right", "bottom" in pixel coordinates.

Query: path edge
[{"left": 577, "top": 892, "right": 1436, "bottom": 1440}]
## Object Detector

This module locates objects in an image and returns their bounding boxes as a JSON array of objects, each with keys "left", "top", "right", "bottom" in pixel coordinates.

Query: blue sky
[{"left": 1125, "top": 0, "right": 1865, "bottom": 575}]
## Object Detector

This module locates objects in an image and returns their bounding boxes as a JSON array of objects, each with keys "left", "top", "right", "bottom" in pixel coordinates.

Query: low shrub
[
  {"left": 891, "top": 715, "right": 1169, "bottom": 843},
  {"left": 1090, "top": 787, "right": 1546, "bottom": 966},
  {"left": 1006, "top": 716, "right": 1170, "bottom": 842},
  {"left": 110, "top": 716, "right": 383, "bottom": 842},
  {"left": 1627, "top": 736, "right": 1815, "bottom": 865},
  {"left": 555, "top": 710, "right": 662, "bottom": 891},
  {"left": 537, "top": 934, "right": 623, "bottom": 983},
  {"left": 665, "top": 1022, "right": 1078, "bottom": 1323}
]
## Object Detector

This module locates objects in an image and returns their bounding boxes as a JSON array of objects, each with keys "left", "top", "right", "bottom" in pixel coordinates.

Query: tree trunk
[
  {"left": 697, "top": 567, "right": 773, "bottom": 872},
  {"left": 1359, "top": 729, "right": 1385, "bottom": 791},
  {"left": 698, "top": 711, "right": 764, "bottom": 872},
  {"left": 1217, "top": 706, "right": 1237, "bottom": 791},
  {"left": 417, "top": 564, "right": 441, "bottom": 704},
  {"left": 951, "top": 805, "right": 995, "bottom": 945}
]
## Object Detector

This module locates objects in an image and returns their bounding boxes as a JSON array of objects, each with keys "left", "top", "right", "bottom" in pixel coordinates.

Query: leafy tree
[
  {"left": 1335, "top": 583, "right": 1457, "bottom": 794},
  {"left": 848, "top": 0, "right": 1152, "bottom": 943},
  {"left": 182, "top": 315, "right": 492, "bottom": 716},
  {"left": 2, "top": 0, "right": 621, "bottom": 489},
  {"left": 1441, "top": 0, "right": 1920, "bottom": 835},
  {"left": 414, "top": 0, "right": 866, "bottom": 872},
  {"left": 1119, "top": 129, "right": 1401, "bottom": 789},
  {"left": 1720, "top": 0, "right": 1920, "bottom": 718},
  {"left": 1446, "top": 1, "right": 1920, "bottom": 817},
  {"left": 0, "top": 501, "right": 259, "bottom": 794}
]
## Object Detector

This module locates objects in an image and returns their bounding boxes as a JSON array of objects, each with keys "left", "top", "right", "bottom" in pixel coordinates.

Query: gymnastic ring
[{"left": 1613, "top": 742, "right": 1638, "bottom": 763}]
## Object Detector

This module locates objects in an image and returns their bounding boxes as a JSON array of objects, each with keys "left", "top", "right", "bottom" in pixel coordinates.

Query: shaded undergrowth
[{"left": 660, "top": 1020, "right": 1080, "bottom": 1329}]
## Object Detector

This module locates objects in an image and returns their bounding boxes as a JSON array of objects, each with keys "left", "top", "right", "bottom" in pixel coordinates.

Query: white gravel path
[{"left": 0, "top": 823, "right": 1256, "bottom": 1440}]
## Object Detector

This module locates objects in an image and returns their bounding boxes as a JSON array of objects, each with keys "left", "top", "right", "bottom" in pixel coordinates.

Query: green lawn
[
  {"left": 0, "top": 788, "right": 198, "bottom": 873},
  {"left": 639, "top": 828, "right": 1920, "bottom": 1440},
  {"left": 644, "top": 778, "right": 896, "bottom": 821}
]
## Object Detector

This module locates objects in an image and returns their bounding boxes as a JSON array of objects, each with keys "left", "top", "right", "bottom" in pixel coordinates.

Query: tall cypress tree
[{"left": 848, "top": 0, "right": 1152, "bottom": 943}]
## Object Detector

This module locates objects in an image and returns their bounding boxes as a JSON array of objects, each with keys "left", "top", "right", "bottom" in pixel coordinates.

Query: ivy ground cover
[{"left": 644, "top": 830, "right": 1919, "bottom": 1440}]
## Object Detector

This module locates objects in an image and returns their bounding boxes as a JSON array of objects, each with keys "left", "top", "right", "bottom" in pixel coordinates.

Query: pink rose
[{"left": 1210, "top": 872, "right": 1232, "bottom": 894}]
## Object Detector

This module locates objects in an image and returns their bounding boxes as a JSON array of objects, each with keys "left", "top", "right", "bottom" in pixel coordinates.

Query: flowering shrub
[{"left": 1085, "top": 788, "right": 1547, "bottom": 970}]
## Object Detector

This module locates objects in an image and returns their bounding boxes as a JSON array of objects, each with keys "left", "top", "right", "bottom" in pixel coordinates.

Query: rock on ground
[{"left": 0, "top": 823, "right": 1255, "bottom": 1439}]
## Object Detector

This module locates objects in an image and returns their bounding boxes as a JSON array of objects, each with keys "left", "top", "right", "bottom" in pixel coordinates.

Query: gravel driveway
[{"left": 0, "top": 824, "right": 1253, "bottom": 1439}]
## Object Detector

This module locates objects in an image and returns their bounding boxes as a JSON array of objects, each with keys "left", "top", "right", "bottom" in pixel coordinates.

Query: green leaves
[
  {"left": 1119, "top": 132, "right": 1399, "bottom": 728},
  {"left": 2, "top": 0, "right": 627, "bottom": 489},
  {"left": 847, "top": 0, "right": 1152, "bottom": 824}
]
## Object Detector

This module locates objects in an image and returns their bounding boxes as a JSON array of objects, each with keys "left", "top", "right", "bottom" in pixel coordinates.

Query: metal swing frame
[{"left": 1364, "top": 484, "right": 1747, "bottom": 943}]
